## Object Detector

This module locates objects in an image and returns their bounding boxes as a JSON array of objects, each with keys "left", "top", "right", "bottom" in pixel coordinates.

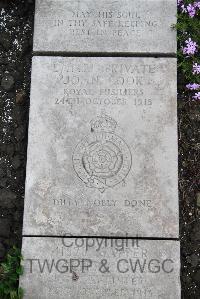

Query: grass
[{"left": 0, "top": 247, "right": 23, "bottom": 299}]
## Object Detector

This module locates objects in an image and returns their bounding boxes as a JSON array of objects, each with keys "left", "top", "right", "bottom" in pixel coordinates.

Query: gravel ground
[
  {"left": 178, "top": 90, "right": 200, "bottom": 298},
  {"left": 0, "top": 0, "right": 34, "bottom": 258},
  {"left": 0, "top": 1, "right": 199, "bottom": 298}
]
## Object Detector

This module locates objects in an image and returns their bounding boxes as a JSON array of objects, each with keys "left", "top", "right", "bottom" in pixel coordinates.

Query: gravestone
[
  {"left": 23, "top": 56, "right": 178, "bottom": 238},
  {"left": 20, "top": 0, "right": 180, "bottom": 297},
  {"left": 20, "top": 237, "right": 181, "bottom": 299},
  {"left": 33, "top": 0, "right": 177, "bottom": 53}
]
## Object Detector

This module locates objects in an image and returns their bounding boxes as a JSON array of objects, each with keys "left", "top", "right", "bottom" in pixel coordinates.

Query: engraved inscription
[
  {"left": 34, "top": 0, "right": 177, "bottom": 53},
  {"left": 51, "top": 9, "right": 159, "bottom": 38},
  {"left": 23, "top": 57, "right": 178, "bottom": 238},
  {"left": 52, "top": 61, "right": 156, "bottom": 108}
]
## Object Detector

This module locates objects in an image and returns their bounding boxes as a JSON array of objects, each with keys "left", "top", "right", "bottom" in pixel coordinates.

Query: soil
[
  {"left": 0, "top": 1, "right": 199, "bottom": 298},
  {"left": 178, "top": 89, "right": 200, "bottom": 298},
  {"left": 0, "top": 0, "right": 34, "bottom": 258}
]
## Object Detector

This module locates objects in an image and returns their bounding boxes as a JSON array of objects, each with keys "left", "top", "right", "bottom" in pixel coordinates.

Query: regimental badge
[{"left": 72, "top": 112, "right": 132, "bottom": 193}]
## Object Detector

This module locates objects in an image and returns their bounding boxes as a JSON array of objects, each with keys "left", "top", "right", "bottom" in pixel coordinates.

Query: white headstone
[{"left": 23, "top": 56, "right": 178, "bottom": 238}]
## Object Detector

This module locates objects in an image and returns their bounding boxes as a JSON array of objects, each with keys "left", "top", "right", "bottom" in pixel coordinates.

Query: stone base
[{"left": 20, "top": 237, "right": 181, "bottom": 299}]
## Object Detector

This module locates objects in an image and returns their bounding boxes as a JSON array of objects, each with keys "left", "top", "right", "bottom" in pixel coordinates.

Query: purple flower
[
  {"left": 186, "top": 83, "right": 200, "bottom": 90},
  {"left": 193, "top": 92, "right": 200, "bottom": 100},
  {"left": 194, "top": 2, "right": 200, "bottom": 9},
  {"left": 178, "top": 0, "right": 183, "bottom": 6},
  {"left": 193, "top": 63, "right": 200, "bottom": 74},
  {"left": 179, "top": 1, "right": 200, "bottom": 15},
  {"left": 183, "top": 38, "right": 198, "bottom": 55},
  {"left": 187, "top": 4, "right": 196, "bottom": 17}
]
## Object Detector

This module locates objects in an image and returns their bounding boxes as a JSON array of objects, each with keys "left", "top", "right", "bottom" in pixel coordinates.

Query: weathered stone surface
[
  {"left": 23, "top": 56, "right": 178, "bottom": 237},
  {"left": 33, "top": 0, "right": 176, "bottom": 53},
  {"left": 20, "top": 237, "right": 181, "bottom": 298}
]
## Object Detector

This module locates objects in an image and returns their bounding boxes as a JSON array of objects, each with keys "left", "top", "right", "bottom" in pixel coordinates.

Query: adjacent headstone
[
  {"left": 23, "top": 56, "right": 178, "bottom": 238},
  {"left": 33, "top": 0, "right": 177, "bottom": 53},
  {"left": 20, "top": 237, "right": 181, "bottom": 298}
]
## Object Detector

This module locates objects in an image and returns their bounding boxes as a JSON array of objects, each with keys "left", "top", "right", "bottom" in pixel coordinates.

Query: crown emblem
[{"left": 90, "top": 111, "right": 117, "bottom": 133}]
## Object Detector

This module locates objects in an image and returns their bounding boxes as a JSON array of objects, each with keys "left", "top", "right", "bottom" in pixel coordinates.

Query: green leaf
[{"left": 0, "top": 247, "right": 24, "bottom": 299}]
